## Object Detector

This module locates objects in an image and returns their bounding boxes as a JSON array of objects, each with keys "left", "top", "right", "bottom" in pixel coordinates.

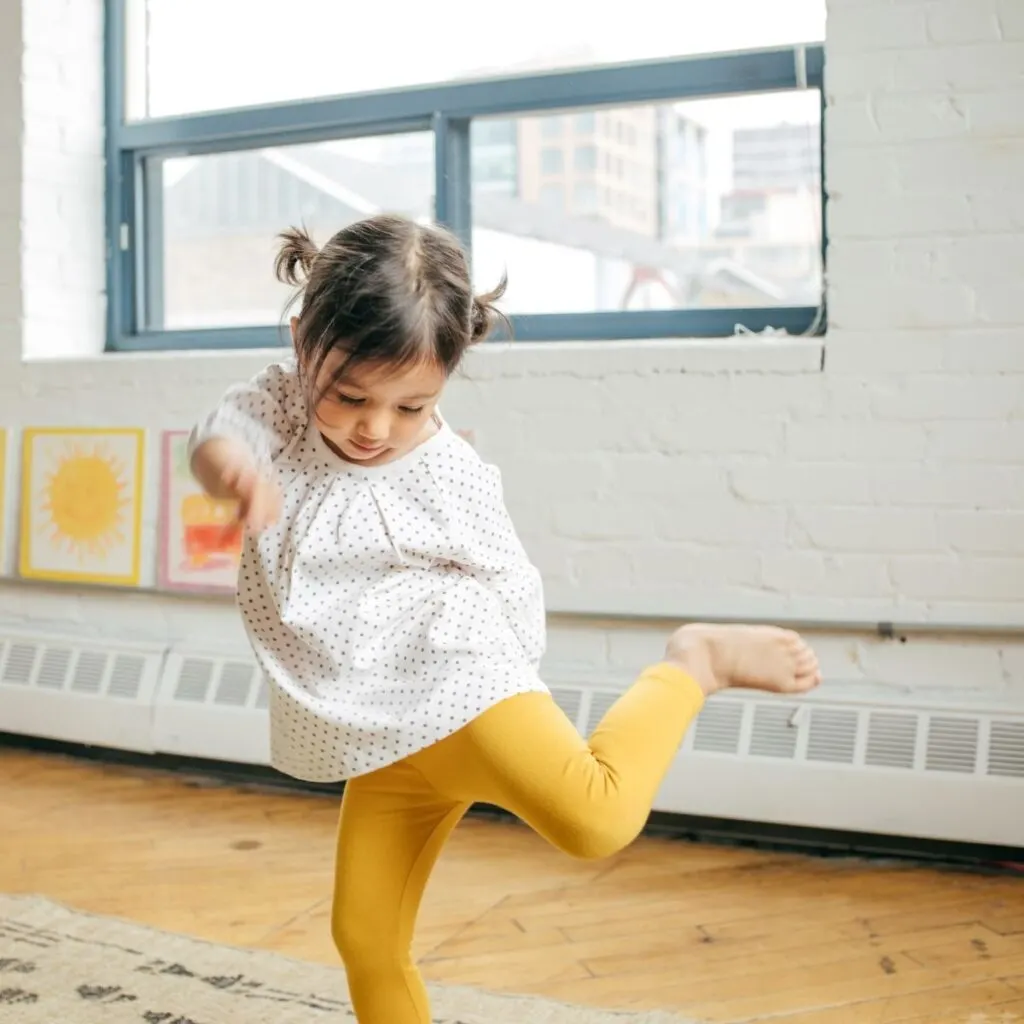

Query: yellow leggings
[{"left": 331, "top": 662, "right": 705, "bottom": 1023}]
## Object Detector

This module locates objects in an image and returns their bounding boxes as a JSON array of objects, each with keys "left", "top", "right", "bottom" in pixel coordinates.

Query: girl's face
[{"left": 306, "top": 347, "right": 448, "bottom": 468}]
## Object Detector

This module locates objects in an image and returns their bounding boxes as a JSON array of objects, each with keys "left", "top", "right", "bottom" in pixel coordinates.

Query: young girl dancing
[{"left": 190, "top": 213, "right": 822, "bottom": 1024}]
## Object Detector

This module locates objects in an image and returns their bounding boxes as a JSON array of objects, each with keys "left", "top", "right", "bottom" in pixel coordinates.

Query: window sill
[{"left": 19, "top": 336, "right": 824, "bottom": 388}]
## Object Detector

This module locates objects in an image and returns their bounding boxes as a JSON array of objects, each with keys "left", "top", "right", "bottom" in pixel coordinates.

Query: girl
[{"left": 190, "top": 213, "right": 821, "bottom": 1024}]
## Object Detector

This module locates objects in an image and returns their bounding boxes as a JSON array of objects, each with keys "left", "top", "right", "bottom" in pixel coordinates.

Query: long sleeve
[
  {"left": 452, "top": 463, "right": 547, "bottom": 668},
  {"left": 189, "top": 358, "right": 309, "bottom": 469}
]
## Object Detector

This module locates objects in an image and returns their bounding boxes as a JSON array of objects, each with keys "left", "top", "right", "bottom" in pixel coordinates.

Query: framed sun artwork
[
  {"left": 19, "top": 428, "right": 145, "bottom": 586},
  {"left": 158, "top": 430, "right": 242, "bottom": 594}
]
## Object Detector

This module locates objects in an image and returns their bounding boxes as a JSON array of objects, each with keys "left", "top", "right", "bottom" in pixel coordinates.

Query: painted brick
[
  {"left": 896, "top": 136, "right": 1024, "bottom": 192},
  {"left": 829, "top": 280, "right": 977, "bottom": 331},
  {"left": 566, "top": 546, "right": 636, "bottom": 590},
  {"left": 606, "top": 629, "right": 670, "bottom": 672},
  {"left": 760, "top": 552, "right": 894, "bottom": 599},
  {"left": 825, "top": 145, "right": 900, "bottom": 194},
  {"left": 870, "top": 464, "right": 1024, "bottom": 508},
  {"left": 827, "top": 190, "right": 974, "bottom": 239},
  {"left": 891, "top": 43, "right": 1024, "bottom": 92},
  {"left": 973, "top": 278, "right": 1024, "bottom": 326},
  {"left": 655, "top": 502, "right": 789, "bottom": 547},
  {"left": 926, "top": 1, "right": 1005, "bottom": 45},
  {"left": 873, "top": 95, "right": 972, "bottom": 142},
  {"left": 495, "top": 374, "right": 608, "bottom": 414},
  {"left": 890, "top": 557, "right": 1024, "bottom": 602},
  {"left": 870, "top": 374, "right": 1021, "bottom": 420},
  {"left": 498, "top": 455, "right": 610, "bottom": 500},
  {"left": 943, "top": 234, "right": 1024, "bottom": 277},
  {"left": 627, "top": 544, "right": 763, "bottom": 589},
  {"left": 997, "top": 645, "right": 1024, "bottom": 691},
  {"left": 825, "top": 51, "right": 898, "bottom": 97},
  {"left": 823, "top": 333, "right": 948, "bottom": 374},
  {"left": 824, "top": 240, "right": 897, "bottom": 282},
  {"left": 792, "top": 507, "right": 941, "bottom": 554},
  {"left": 608, "top": 455, "right": 729, "bottom": 499},
  {"left": 998, "top": 0, "right": 1024, "bottom": 40},
  {"left": 961, "top": 89, "right": 1024, "bottom": 137},
  {"left": 927, "top": 422, "right": 1024, "bottom": 462},
  {"left": 552, "top": 500, "right": 650, "bottom": 543},
  {"left": 727, "top": 375, "right": 828, "bottom": 418},
  {"left": 519, "top": 410, "right": 651, "bottom": 456},
  {"left": 649, "top": 416, "right": 787, "bottom": 457},
  {"left": 785, "top": 421, "right": 929, "bottom": 462},
  {"left": 937, "top": 512, "right": 1024, "bottom": 555},
  {"left": 730, "top": 462, "right": 874, "bottom": 505},
  {"left": 541, "top": 627, "right": 609, "bottom": 672},
  {"left": 827, "top": 6, "right": 930, "bottom": 55},
  {"left": 969, "top": 192, "right": 1024, "bottom": 233},
  {"left": 856, "top": 641, "right": 1006, "bottom": 691}
]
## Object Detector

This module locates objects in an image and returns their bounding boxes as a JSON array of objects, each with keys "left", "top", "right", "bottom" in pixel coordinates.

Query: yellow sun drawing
[{"left": 41, "top": 442, "right": 130, "bottom": 561}]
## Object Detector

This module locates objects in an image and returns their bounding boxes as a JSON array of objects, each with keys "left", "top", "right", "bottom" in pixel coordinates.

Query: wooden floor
[{"left": 2, "top": 747, "right": 1022, "bottom": 1024}]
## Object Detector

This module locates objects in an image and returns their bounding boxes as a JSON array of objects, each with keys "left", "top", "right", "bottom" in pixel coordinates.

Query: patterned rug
[{"left": 0, "top": 896, "right": 698, "bottom": 1023}]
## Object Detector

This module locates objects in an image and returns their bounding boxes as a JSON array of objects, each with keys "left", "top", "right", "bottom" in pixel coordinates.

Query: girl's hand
[
  {"left": 221, "top": 460, "right": 283, "bottom": 535},
  {"left": 191, "top": 438, "right": 282, "bottom": 535}
]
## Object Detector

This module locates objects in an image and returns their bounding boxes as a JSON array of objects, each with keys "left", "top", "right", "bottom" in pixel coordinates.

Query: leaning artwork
[
  {"left": 20, "top": 428, "right": 145, "bottom": 587},
  {"left": 158, "top": 430, "right": 242, "bottom": 594}
]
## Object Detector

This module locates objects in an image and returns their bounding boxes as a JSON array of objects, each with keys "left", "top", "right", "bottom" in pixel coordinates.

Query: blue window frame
[{"left": 105, "top": 2, "right": 826, "bottom": 352}]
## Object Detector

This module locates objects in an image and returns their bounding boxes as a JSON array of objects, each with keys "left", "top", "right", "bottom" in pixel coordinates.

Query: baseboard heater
[{"left": 1, "top": 629, "right": 1022, "bottom": 851}]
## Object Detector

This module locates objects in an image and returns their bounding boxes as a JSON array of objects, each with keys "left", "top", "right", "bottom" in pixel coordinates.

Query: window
[
  {"left": 574, "top": 112, "right": 597, "bottom": 134},
  {"left": 574, "top": 146, "right": 598, "bottom": 173},
  {"left": 539, "top": 184, "right": 566, "bottom": 211},
  {"left": 472, "top": 95, "right": 823, "bottom": 318},
  {"left": 541, "top": 147, "right": 565, "bottom": 174},
  {"left": 573, "top": 182, "right": 599, "bottom": 216},
  {"left": 471, "top": 118, "right": 518, "bottom": 196},
  {"left": 474, "top": 119, "right": 517, "bottom": 146},
  {"left": 541, "top": 117, "right": 565, "bottom": 140},
  {"left": 109, "top": 0, "right": 826, "bottom": 349},
  {"left": 158, "top": 137, "right": 435, "bottom": 330}
]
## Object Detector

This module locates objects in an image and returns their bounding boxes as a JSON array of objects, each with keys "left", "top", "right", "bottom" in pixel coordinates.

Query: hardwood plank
[{"left": 756, "top": 980, "right": 1024, "bottom": 1024}]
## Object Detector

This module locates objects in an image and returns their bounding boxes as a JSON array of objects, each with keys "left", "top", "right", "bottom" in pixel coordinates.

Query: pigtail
[
  {"left": 274, "top": 226, "right": 320, "bottom": 286},
  {"left": 470, "top": 271, "right": 510, "bottom": 344}
]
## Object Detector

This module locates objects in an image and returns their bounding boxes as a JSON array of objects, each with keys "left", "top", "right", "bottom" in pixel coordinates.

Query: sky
[{"left": 136, "top": 0, "right": 826, "bottom": 119}]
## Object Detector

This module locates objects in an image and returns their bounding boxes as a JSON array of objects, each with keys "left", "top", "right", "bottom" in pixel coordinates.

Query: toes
[
  {"left": 792, "top": 639, "right": 822, "bottom": 692},
  {"left": 796, "top": 648, "right": 818, "bottom": 671}
]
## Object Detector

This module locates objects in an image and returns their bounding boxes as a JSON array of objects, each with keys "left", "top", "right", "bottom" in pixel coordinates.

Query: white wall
[{"left": 2, "top": 0, "right": 1024, "bottom": 701}]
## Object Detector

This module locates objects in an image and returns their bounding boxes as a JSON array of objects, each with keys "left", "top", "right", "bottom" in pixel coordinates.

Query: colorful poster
[
  {"left": 158, "top": 430, "right": 242, "bottom": 594},
  {"left": 20, "top": 428, "right": 145, "bottom": 586}
]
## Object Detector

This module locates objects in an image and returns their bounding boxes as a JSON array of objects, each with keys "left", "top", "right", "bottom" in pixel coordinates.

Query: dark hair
[{"left": 274, "top": 214, "right": 508, "bottom": 397}]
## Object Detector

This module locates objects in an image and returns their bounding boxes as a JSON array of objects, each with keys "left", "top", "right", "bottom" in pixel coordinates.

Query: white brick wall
[
  {"left": 1, "top": 0, "right": 1023, "bottom": 701},
  {"left": 0, "top": 3, "right": 22, "bottom": 373},
  {"left": 19, "top": 0, "right": 105, "bottom": 360}
]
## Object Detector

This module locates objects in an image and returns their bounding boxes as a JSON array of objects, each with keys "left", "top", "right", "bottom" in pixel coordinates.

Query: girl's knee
[
  {"left": 332, "top": 895, "right": 390, "bottom": 967},
  {"left": 331, "top": 906, "right": 362, "bottom": 964},
  {"left": 550, "top": 809, "right": 644, "bottom": 861}
]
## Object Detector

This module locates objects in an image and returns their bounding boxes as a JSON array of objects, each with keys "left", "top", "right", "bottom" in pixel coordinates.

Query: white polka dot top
[{"left": 191, "top": 358, "right": 548, "bottom": 782}]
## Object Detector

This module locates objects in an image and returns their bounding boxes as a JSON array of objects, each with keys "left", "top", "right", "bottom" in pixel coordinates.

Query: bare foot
[{"left": 665, "top": 624, "right": 822, "bottom": 698}]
